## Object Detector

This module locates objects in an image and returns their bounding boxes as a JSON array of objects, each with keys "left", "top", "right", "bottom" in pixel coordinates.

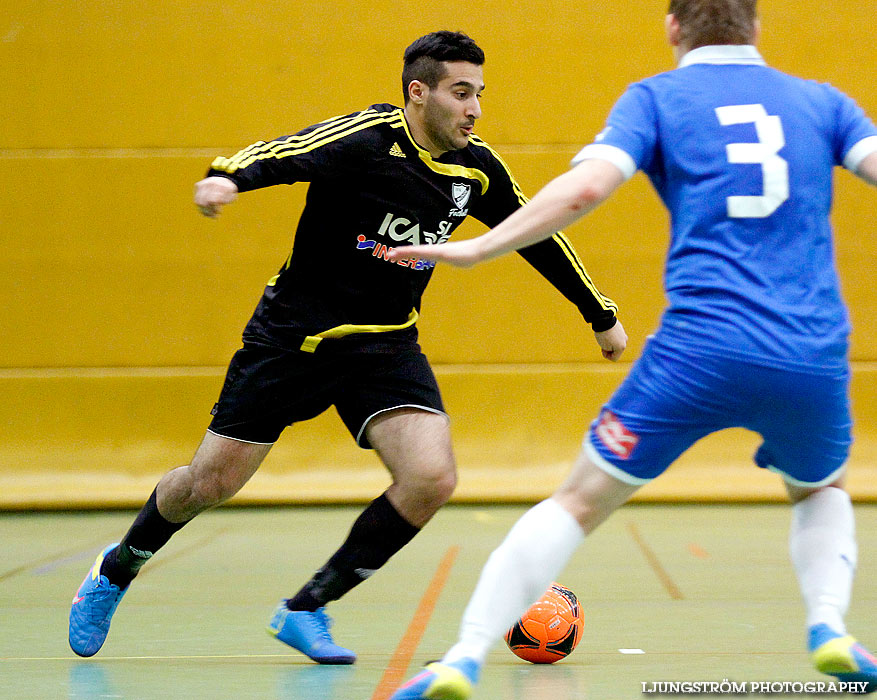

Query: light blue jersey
[{"left": 575, "top": 45, "right": 877, "bottom": 372}]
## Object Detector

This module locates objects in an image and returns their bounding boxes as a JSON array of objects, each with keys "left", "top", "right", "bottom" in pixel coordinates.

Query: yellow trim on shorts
[{"left": 299, "top": 309, "right": 419, "bottom": 353}]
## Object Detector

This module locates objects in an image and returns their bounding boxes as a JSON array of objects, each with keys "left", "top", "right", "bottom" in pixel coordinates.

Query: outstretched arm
[{"left": 388, "top": 158, "right": 626, "bottom": 267}]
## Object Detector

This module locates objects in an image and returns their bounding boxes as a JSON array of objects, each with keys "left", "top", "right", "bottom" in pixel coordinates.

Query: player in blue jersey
[{"left": 387, "top": 1, "right": 877, "bottom": 697}]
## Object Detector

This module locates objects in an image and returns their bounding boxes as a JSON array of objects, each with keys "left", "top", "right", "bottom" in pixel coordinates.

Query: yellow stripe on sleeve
[
  {"left": 552, "top": 232, "right": 618, "bottom": 313},
  {"left": 211, "top": 109, "right": 398, "bottom": 174}
]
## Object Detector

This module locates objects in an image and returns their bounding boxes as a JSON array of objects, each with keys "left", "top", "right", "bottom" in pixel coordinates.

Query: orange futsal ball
[{"left": 504, "top": 583, "right": 584, "bottom": 664}]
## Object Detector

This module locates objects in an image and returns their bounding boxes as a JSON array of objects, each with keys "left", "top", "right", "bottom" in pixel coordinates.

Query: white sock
[
  {"left": 443, "top": 498, "right": 584, "bottom": 666},
  {"left": 789, "top": 487, "right": 857, "bottom": 634}
]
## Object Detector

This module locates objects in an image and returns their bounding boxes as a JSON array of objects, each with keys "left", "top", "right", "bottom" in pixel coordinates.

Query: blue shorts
[{"left": 586, "top": 338, "right": 852, "bottom": 486}]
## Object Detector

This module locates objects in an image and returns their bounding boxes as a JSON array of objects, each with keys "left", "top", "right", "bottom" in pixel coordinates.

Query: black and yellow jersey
[{"left": 208, "top": 103, "right": 617, "bottom": 351}]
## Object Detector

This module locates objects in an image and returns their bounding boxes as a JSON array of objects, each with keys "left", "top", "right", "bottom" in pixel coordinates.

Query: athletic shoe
[
  {"left": 267, "top": 602, "right": 356, "bottom": 664},
  {"left": 69, "top": 544, "right": 128, "bottom": 657},
  {"left": 809, "top": 623, "right": 877, "bottom": 693},
  {"left": 389, "top": 658, "right": 480, "bottom": 700}
]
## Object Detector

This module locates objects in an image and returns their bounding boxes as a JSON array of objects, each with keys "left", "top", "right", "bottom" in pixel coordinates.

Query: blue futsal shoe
[
  {"left": 809, "top": 623, "right": 877, "bottom": 693},
  {"left": 267, "top": 602, "right": 356, "bottom": 664},
  {"left": 390, "top": 658, "right": 480, "bottom": 700},
  {"left": 69, "top": 544, "right": 127, "bottom": 657}
]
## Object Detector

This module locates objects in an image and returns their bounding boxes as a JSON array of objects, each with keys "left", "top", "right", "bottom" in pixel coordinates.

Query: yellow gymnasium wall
[{"left": 2, "top": 1, "right": 876, "bottom": 506}]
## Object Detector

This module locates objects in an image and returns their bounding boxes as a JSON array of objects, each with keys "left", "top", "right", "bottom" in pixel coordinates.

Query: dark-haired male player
[{"left": 68, "top": 30, "right": 627, "bottom": 664}]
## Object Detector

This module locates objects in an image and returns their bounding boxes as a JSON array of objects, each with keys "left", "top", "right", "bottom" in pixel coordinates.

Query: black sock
[
  {"left": 287, "top": 492, "right": 420, "bottom": 611},
  {"left": 100, "top": 487, "right": 190, "bottom": 588}
]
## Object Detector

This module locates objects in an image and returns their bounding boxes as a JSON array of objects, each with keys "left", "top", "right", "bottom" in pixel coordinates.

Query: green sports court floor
[{"left": 2, "top": 504, "right": 875, "bottom": 699}]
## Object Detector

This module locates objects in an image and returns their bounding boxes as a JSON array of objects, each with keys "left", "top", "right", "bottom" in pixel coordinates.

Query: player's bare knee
[
  {"left": 424, "top": 470, "right": 457, "bottom": 505},
  {"left": 552, "top": 480, "right": 615, "bottom": 533},
  {"left": 402, "top": 463, "right": 457, "bottom": 506},
  {"left": 186, "top": 479, "right": 225, "bottom": 509},
  {"left": 430, "top": 468, "right": 457, "bottom": 505},
  {"left": 178, "top": 466, "right": 242, "bottom": 510}
]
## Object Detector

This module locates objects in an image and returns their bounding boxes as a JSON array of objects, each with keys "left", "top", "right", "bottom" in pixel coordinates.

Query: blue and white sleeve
[
  {"left": 830, "top": 87, "right": 877, "bottom": 173},
  {"left": 571, "top": 83, "right": 658, "bottom": 180}
]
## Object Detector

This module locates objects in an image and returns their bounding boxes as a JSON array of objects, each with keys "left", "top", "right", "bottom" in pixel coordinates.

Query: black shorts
[{"left": 207, "top": 338, "right": 447, "bottom": 448}]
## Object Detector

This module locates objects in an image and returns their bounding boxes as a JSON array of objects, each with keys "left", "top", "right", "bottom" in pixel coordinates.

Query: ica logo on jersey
[
  {"left": 356, "top": 208, "right": 450, "bottom": 270},
  {"left": 375, "top": 213, "right": 453, "bottom": 245},
  {"left": 354, "top": 181, "right": 472, "bottom": 267}
]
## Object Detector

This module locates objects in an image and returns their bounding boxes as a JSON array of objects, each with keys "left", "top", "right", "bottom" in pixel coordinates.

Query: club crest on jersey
[
  {"left": 452, "top": 183, "right": 471, "bottom": 209},
  {"left": 449, "top": 183, "right": 471, "bottom": 217},
  {"left": 595, "top": 410, "right": 639, "bottom": 459}
]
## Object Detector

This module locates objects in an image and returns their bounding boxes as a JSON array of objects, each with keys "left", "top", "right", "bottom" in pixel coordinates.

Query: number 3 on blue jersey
[{"left": 715, "top": 104, "right": 789, "bottom": 218}]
